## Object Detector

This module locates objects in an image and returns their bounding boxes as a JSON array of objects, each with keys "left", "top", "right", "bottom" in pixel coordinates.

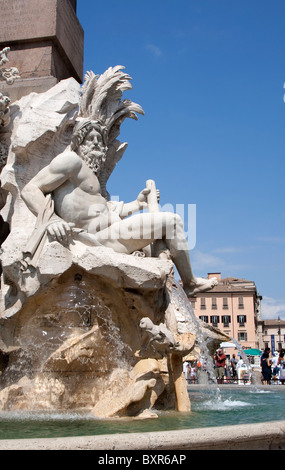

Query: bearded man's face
[{"left": 78, "top": 128, "right": 106, "bottom": 174}]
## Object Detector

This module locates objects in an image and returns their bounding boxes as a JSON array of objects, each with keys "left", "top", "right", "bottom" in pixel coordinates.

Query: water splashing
[
  {"left": 0, "top": 280, "right": 132, "bottom": 410},
  {"left": 170, "top": 279, "right": 221, "bottom": 400},
  {"left": 231, "top": 338, "right": 258, "bottom": 387}
]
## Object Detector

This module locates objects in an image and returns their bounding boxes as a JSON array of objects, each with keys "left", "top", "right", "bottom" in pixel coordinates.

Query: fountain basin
[{"left": 0, "top": 385, "right": 284, "bottom": 450}]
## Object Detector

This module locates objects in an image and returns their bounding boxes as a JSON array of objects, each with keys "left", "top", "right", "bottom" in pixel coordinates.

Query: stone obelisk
[{"left": 0, "top": 0, "right": 84, "bottom": 102}]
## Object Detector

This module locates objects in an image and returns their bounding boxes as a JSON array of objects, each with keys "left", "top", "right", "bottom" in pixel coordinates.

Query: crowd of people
[
  {"left": 183, "top": 350, "right": 243, "bottom": 385},
  {"left": 183, "top": 347, "right": 285, "bottom": 385},
  {"left": 212, "top": 349, "right": 247, "bottom": 384}
]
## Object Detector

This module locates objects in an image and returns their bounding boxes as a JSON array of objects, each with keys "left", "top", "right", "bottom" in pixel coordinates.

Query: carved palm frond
[
  {"left": 79, "top": 70, "right": 99, "bottom": 118},
  {"left": 77, "top": 66, "right": 144, "bottom": 198},
  {"left": 79, "top": 65, "right": 144, "bottom": 146}
]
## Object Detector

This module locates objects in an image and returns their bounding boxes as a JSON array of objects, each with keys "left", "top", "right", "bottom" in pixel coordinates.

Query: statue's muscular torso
[{"left": 44, "top": 150, "right": 121, "bottom": 234}]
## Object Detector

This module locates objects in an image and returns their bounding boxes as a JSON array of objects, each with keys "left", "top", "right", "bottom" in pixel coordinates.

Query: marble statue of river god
[
  {"left": 0, "top": 66, "right": 224, "bottom": 418},
  {"left": 20, "top": 67, "right": 216, "bottom": 298}
]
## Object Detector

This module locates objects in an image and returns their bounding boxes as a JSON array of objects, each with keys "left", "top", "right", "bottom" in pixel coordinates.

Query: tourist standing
[
  {"left": 230, "top": 354, "right": 238, "bottom": 382},
  {"left": 278, "top": 349, "right": 285, "bottom": 385},
  {"left": 271, "top": 352, "right": 280, "bottom": 383},
  {"left": 261, "top": 351, "right": 272, "bottom": 385},
  {"left": 190, "top": 364, "right": 197, "bottom": 384},
  {"left": 185, "top": 362, "right": 191, "bottom": 384},
  {"left": 260, "top": 347, "right": 270, "bottom": 366},
  {"left": 214, "top": 348, "right": 227, "bottom": 384}
]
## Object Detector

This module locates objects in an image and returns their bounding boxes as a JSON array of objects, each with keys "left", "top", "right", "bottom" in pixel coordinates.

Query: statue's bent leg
[
  {"left": 92, "top": 212, "right": 217, "bottom": 296},
  {"left": 93, "top": 212, "right": 192, "bottom": 280},
  {"left": 93, "top": 212, "right": 183, "bottom": 251}
]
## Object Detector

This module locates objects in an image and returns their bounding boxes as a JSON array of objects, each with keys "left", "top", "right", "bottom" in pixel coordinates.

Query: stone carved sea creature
[
  {"left": 137, "top": 317, "right": 178, "bottom": 358},
  {"left": 91, "top": 359, "right": 165, "bottom": 418},
  {"left": 137, "top": 316, "right": 196, "bottom": 359}
]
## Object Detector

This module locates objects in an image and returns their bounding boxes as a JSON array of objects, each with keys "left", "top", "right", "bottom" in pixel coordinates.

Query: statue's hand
[
  {"left": 47, "top": 219, "right": 75, "bottom": 243},
  {"left": 136, "top": 188, "right": 150, "bottom": 209},
  {"left": 136, "top": 188, "right": 160, "bottom": 209}
]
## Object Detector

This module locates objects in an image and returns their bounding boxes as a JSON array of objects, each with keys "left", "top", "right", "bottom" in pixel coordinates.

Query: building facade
[
  {"left": 259, "top": 318, "right": 285, "bottom": 352},
  {"left": 189, "top": 273, "right": 262, "bottom": 355}
]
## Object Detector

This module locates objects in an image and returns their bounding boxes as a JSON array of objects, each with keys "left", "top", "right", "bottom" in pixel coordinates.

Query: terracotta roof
[
  {"left": 206, "top": 277, "right": 257, "bottom": 294},
  {"left": 220, "top": 276, "right": 254, "bottom": 285},
  {"left": 188, "top": 276, "right": 257, "bottom": 296},
  {"left": 262, "top": 319, "right": 285, "bottom": 326}
]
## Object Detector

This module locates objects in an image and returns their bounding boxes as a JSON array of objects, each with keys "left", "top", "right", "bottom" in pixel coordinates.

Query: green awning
[{"left": 244, "top": 348, "right": 262, "bottom": 356}]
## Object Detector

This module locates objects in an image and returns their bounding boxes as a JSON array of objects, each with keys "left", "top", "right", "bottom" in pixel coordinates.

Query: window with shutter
[
  {"left": 238, "top": 297, "right": 244, "bottom": 309},
  {"left": 237, "top": 315, "right": 246, "bottom": 326},
  {"left": 210, "top": 316, "right": 219, "bottom": 327},
  {"left": 222, "top": 315, "right": 231, "bottom": 327},
  {"left": 223, "top": 297, "right": 228, "bottom": 309}
]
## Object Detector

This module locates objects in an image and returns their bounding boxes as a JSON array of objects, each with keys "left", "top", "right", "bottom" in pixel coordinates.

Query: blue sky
[{"left": 77, "top": 0, "right": 285, "bottom": 320}]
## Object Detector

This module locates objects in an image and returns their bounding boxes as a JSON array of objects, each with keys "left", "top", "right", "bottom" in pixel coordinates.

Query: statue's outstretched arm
[
  {"left": 119, "top": 188, "right": 150, "bottom": 218},
  {"left": 119, "top": 187, "right": 159, "bottom": 218}
]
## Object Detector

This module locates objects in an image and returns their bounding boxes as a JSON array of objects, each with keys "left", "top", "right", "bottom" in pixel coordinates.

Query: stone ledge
[
  {"left": 36, "top": 242, "right": 173, "bottom": 291},
  {"left": 0, "top": 420, "right": 284, "bottom": 450}
]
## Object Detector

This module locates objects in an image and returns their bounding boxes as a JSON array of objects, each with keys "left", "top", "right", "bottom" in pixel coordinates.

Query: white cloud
[
  {"left": 190, "top": 249, "right": 253, "bottom": 277},
  {"left": 191, "top": 249, "right": 224, "bottom": 273},
  {"left": 145, "top": 43, "right": 162, "bottom": 57},
  {"left": 257, "top": 237, "right": 285, "bottom": 243},
  {"left": 212, "top": 246, "right": 243, "bottom": 254},
  {"left": 262, "top": 296, "right": 285, "bottom": 321}
]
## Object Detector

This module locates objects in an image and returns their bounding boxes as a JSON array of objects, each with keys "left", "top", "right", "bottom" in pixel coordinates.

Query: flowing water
[
  {"left": 231, "top": 338, "right": 259, "bottom": 386},
  {"left": 170, "top": 279, "right": 221, "bottom": 399},
  {"left": 0, "top": 386, "right": 284, "bottom": 440}
]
